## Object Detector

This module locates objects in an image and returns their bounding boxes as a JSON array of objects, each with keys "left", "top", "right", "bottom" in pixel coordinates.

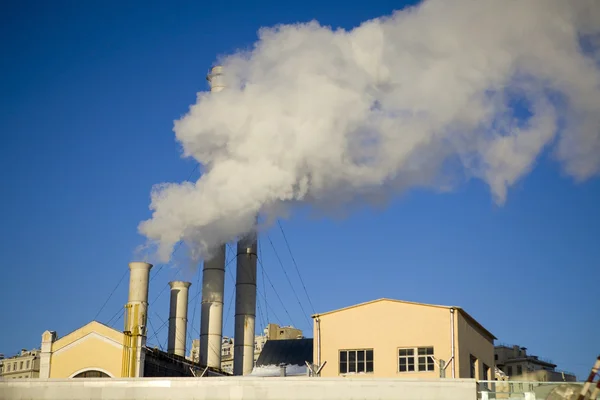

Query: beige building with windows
[
  {"left": 0, "top": 349, "right": 40, "bottom": 379},
  {"left": 494, "top": 344, "right": 576, "bottom": 382},
  {"left": 312, "top": 298, "right": 496, "bottom": 379}
]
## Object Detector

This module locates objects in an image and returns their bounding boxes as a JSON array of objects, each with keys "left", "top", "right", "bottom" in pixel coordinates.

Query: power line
[
  {"left": 277, "top": 220, "right": 316, "bottom": 314},
  {"left": 265, "top": 233, "right": 311, "bottom": 330},
  {"left": 147, "top": 316, "right": 163, "bottom": 351},
  {"left": 98, "top": 161, "right": 199, "bottom": 326},
  {"left": 258, "top": 240, "right": 269, "bottom": 324},
  {"left": 255, "top": 256, "right": 296, "bottom": 327},
  {"left": 93, "top": 269, "right": 128, "bottom": 321},
  {"left": 225, "top": 244, "right": 284, "bottom": 326}
]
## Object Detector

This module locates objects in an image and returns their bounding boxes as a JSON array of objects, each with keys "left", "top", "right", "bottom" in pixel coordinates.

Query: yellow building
[
  {"left": 40, "top": 321, "right": 125, "bottom": 378},
  {"left": 312, "top": 298, "right": 496, "bottom": 379}
]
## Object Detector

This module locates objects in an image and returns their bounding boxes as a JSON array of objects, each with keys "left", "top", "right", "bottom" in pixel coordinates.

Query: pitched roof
[
  {"left": 312, "top": 298, "right": 496, "bottom": 340},
  {"left": 255, "top": 338, "right": 313, "bottom": 367}
]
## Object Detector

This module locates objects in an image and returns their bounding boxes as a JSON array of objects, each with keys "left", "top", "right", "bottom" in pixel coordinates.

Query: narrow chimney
[
  {"left": 200, "top": 245, "right": 226, "bottom": 369},
  {"left": 233, "top": 227, "right": 258, "bottom": 376},
  {"left": 167, "top": 281, "right": 191, "bottom": 357},
  {"left": 122, "top": 261, "right": 152, "bottom": 378},
  {"left": 199, "top": 66, "right": 228, "bottom": 370}
]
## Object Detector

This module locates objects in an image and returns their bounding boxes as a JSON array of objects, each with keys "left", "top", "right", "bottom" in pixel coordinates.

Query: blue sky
[{"left": 1, "top": 0, "right": 598, "bottom": 380}]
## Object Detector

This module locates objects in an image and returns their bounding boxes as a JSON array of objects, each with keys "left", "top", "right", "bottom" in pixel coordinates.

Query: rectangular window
[
  {"left": 507, "top": 366, "right": 512, "bottom": 375},
  {"left": 339, "top": 349, "right": 374, "bottom": 374},
  {"left": 482, "top": 363, "right": 489, "bottom": 380},
  {"left": 6, "top": 364, "right": 10, "bottom": 372},
  {"left": 470, "top": 355, "right": 477, "bottom": 378},
  {"left": 517, "top": 365, "right": 522, "bottom": 375},
  {"left": 13, "top": 362, "right": 17, "bottom": 371},
  {"left": 20, "top": 361, "right": 23, "bottom": 369},
  {"left": 398, "top": 347, "right": 434, "bottom": 372},
  {"left": 26, "top": 360, "right": 30, "bottom": 369}
]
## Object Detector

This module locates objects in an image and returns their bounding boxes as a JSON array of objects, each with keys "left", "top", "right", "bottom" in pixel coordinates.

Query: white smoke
[{"left": 139, "top": 0, "right": 600, "bottom": 263}]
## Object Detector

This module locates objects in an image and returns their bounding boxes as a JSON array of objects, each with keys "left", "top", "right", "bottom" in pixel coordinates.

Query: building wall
[
  {"left": 315, "top": 300, "right": 456, "bottom": 378},
  {"left": 0, "top": 377, "right": 479, "bottom": 400},
  {"left": 44, "top": 321, "right": 125, "bottom": 378},
  {"left": 0, "top": 350, "right": 40, "bottom": 379},
  {"left": 314, "top": 299, "right": 495, "bottom": 379},
  {"left": 455, "top": 311, "right": 495, "bottom": 380}
]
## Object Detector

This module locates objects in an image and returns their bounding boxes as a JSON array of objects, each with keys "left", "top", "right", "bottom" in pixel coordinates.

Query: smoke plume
[{"left": 139, "top": 0, "right": 600, "bottom": 262}]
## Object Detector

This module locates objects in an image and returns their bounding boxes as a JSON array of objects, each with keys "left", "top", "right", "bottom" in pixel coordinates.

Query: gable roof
[
  {"left": 312, "top": 298, "right": 496, "bottom": 340},
  {"left": 52, "top": 320, "right": 124, "bottom": 350}
]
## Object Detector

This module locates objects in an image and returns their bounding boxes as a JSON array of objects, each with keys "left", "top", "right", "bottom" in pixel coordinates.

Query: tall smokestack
[
  {"left": 199, "top": 65, "right": 227, "bottom": 370},
  {"left": 167, "top": 281, "right": 191, "bottom": 357},
  {"left": 199, "top": 245, "right": 226, "bottom": 368},
  {"left": 233, "top": 226, "right": 258, "bottom": 376},
  {"left": 122, "top": 261, "right": 152, "bottom": 378}
]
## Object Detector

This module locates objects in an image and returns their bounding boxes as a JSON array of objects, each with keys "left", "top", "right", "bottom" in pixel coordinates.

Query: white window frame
[
  {"left": 398, "top": 346, "right": 435, "bottom": 373},
  {"left": 338, "top": 349, "right": 374, "bottom": 375}
]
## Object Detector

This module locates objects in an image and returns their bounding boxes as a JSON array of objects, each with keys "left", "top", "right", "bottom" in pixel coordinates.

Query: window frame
[
  {"left": 397, "top": 346, "right": 435, "bottom": 373},
  {"left": 338, "top": 348, "right": 374, "bottom": 375}
]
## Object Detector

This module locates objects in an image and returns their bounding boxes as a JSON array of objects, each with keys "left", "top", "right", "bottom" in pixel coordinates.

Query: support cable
[
  {"left": 266, "top": 234, "right": 311, "bottom": 330},
  {"left": 277, "top": 220, "right": 316, "bottom": 314},
  {"left": 256, "top": 256, "right": 297, "bottom": 327}
]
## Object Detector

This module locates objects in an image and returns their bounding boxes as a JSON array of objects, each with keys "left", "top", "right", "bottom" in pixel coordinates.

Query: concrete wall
[
  {"left": 0, "top": 377, "right": 478, "bottom": 400},
  {"left": 456, "top": 311, "right": 495, "bottom": 380}
]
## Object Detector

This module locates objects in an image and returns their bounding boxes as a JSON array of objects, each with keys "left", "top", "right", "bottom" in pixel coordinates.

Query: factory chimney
[
  {"left": 167, "top": 281, "right": 191, "bottom": 357},
  {"left": 233, "top": 226, "right": 258, "bottom": 376},
  {"left": 199, "top": 65, "right": 227, "bottom": 370},
  {"left": 122, "top": 261, "right": 152, "bottom": 378}
]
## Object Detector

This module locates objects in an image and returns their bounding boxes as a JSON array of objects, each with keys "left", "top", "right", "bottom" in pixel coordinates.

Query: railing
[{"left": 477, "top": 380, "right": 598, "bottom": 400}]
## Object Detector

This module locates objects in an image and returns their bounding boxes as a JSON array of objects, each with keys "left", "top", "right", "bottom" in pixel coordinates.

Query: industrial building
[
  {"left": 494, "top": 344, "right": 577, "bottom": 382},
  {"left": 0, "top": 349, "right": 40, "bottom": 379},
  {"left": 312, "top": 298, "right": 496, "bottom": 379},
  {"left": 189, "top": 323, "right": 303, "bottom": 374},
  {"left": 36, "top": 262, "right": 226, "bottom": 378}
]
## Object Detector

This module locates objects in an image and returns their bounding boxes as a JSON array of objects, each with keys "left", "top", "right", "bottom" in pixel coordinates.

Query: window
[
  {"left": 26, "top": 360, "right": 30, "bottom": 369},
  {"left": 73, "top": 370, "right": 110, "bottom": 378},
  {"left": 6, "top": 364, "right": 10, "bottom": 372},
  {"left": 13, "top": 362, "right": 17, "bottom": 371},
  {"left": 20, "top": 361, "right": 23, "bottom": 369},
  {"left": 495, "top": 354, "right": 498, "bottom": 361},
  {"left": 482, "top": 363, "right": 489, "bottom": 380},
  {"left": 517, "top": 365, "right": 522, "bottom": 375},
  {"left": 339, "top": 349, "right": 373, "bottom": 374},
  {"left": 398, "top": 347, "right": 434, "bottom": 372},
  {"left": 470, "top": 355, "right": 477, "bottom": 378},
  {"left": 507, "top": 366, "right": 513, "bottom": 375}
]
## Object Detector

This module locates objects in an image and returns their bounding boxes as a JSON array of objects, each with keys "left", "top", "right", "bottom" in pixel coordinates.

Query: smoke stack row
[
  {"left": 122, "top": 262, "right": 192, "bottom": 377},
  {"left": 123, "top": 66, "right": 258, "bottom": 377},
  {"left": 200, "top": 66, "right": 259, "bottom": 376}
]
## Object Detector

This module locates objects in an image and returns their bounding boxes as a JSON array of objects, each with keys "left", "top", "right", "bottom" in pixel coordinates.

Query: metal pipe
[
  {"left": 168, "top": 281, "right": 191, "bottom": 357},
  {"left": 450, "top": 308, "right": 456, "bottom": 379},
  {"left": 199, "top": 245, "right": 226, "bottom": 368},
  {"left": 315, "top": 316, "right": 322, "bottom": 371},
  {"left": 122, "top": 261, "right": 152, "bottom": 378},
  {"left": 233, "top": 227, "right": 258, "bottom": 376}
]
